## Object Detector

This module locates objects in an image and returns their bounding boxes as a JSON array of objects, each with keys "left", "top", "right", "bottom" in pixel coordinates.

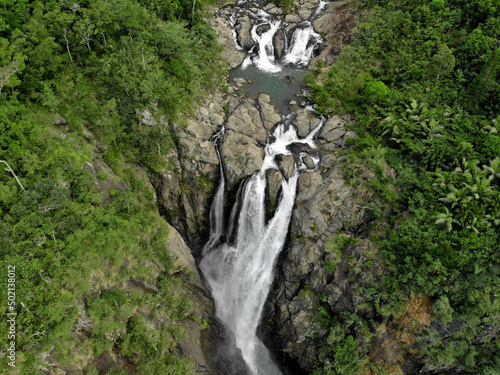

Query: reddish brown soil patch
[{"left": 362, "top": 295, "right": 434, "bottom": 374}]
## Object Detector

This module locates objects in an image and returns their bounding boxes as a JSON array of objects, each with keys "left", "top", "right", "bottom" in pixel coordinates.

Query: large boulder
[
  {"left": 236, "top": 15, "right": 254, "bottom": 49},
  {"left": 221, "top": 134, "right": 265, "bottom": 184},
  {"left": 258, "top": 93, "right": 282, "bottom": 131},
  {"left": 273, "top": 29, "right": 288, "bottom": 60},
  {"left": 226, "top": 100, "right": 267, "bottom": 142}
]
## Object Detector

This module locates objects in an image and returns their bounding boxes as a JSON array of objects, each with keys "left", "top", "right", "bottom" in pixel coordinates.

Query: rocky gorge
[
  {"left": 144, "top": 0, "right": 450, "bottom": 374},
  {"left": 4, "top": 0, "right": 498, "bottom": 373}
]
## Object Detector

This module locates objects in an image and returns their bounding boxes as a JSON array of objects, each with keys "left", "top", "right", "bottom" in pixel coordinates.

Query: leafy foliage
[
  {"left": 0, "top": 0, "right": 219, "bottom": 373},
  {"left": 308, "top": 0, "right": 500, "bottom": 372}
]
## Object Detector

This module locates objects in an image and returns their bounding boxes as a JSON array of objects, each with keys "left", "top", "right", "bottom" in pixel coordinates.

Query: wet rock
[
  {"left": 268, "top": 7, "right": 283, "bottom": 16},
  {"left": 220, "top": 139, "right": 264, "bottom": 184},
  {"left": 312, "top": 5, "right": 337, "bottom": 33},
  {"left": 210, "top": 112, "right": 225, "bottom": 126},
  {"left": 256, "top": 23, "right": 271, "bottom": 36},
  {"left": 236, "top": 15, "right": 254, "bottom": 49},
  {"left": 263, "top": 3, "right": 276, "bottom": 11},
  {"left": 273, "top": 29, "right": 288, "bottom": 60},
  {"left": 308, "top": 0, "right": 360, "bottom": 69},
  {"left": 279, "top": 155, "right": 295, "bottom": 180},
  {"left": 302, "top": 155, "right": 316, "bottom": 169},
  {"left": 293, "top": 108, "right": 312, "bottom": 137},
  {"left": 320, "top": 115, "right": 346, "bottom": 146},
  {"left": 163, "top": 225, "right": 216, "bottom": 374},
  {"left": 267, "top": 169, "right": 282, "bottom": 205},
  {"left": 209, "top": 319, "right": 252, "bottom": 375},
  {"left": 166, "top": 224, "right": 200, "bottom": 278},
  {"left": 258, "top": 93, "right": 282, "bottom": 130},
  {"left": 261, "top": 139, "right": 386, "bottom": 369},
  {"left": 233, "top": 77, "right": 252, "bottom": 87},
  {"left": 226, "top": 101, "right": 267, "bottom": 142},
  {"left": 285, "top": 14, "right": 301, "bottom": 23},
  {"left": 298, "top": 6, "right": 314, "bottom": 20}
]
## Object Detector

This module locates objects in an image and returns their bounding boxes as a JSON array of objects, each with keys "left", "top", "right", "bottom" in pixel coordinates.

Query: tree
[
  {"left": 0, "top": 160, "right": 24, "bottom": 190},
  {"left": 429, "top": 0, "right": 445, "bottom": 11},
  {"left": 0, "top": 38, "right": 25, "bottom": 97},
  {"left": 433, "top": 296, "right": 454, "bottom": 325},
  {"left": 365, "top": 80, "right": 387, "bottom": 106},
  {"left": 430, "top": 44, "right": 455, "bottom": 82}
]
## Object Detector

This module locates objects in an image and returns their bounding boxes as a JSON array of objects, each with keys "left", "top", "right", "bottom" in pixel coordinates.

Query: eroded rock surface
[{"left": 260, "top": 117, "right": 392, "bottom": 370}]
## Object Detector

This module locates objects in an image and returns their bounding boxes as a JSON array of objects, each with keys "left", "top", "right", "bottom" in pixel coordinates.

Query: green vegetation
[
  {"left": 0, "top": 0, "right": 221, "bottom": 373},
  {"left": 308, "top": 0, "right": 500, "bottom": 372},
  {"left": 267, "top": 0, "right": 294, "bottom": 13}
]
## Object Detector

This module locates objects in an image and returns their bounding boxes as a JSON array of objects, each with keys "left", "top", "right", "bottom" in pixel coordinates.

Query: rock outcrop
[
  {"left": 208, "top": 16, "right": 246, "bottom": 69},
  {"left": 259, "top": 113, "right": 395, "bottom": 371},
  {"left": 309, "top": 0, "right": 362, "bottom": 69}
]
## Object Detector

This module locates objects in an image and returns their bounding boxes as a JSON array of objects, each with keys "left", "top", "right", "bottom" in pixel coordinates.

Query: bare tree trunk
[
  {"left": 141, "top": 47, "right": 146, "bottom": 71},
  {"left": 101, "top": 31, "right": 107, "bottom": 46},
  {"left": 0, "top": 62, "right": 20, "bottom": 97},
  {"left": 63, "top": 28, "right": 73, "bottom": 62},
  {"left": 1, "top": 160, "right": 25, "bottom": 190},
  {"left": 192, "top": 0, "right": 196, "bottom": 22}
]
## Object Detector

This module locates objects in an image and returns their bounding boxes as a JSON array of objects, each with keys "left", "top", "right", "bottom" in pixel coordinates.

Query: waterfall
[
  {"left": 201, "top": 2, "right": 329, "bottom": 373},
  {"left": 200, "top": 121, "right": 324, "bottom": 375},
  {"left": 282, "top": 24, "right": 321, "bottom": 66},
  {"left": 202, "top": 127, "right": 227, "bottom": 256},
  {"left": 237, "top": 1, "right": 325, "bottom": 73},
  {"left": 242, "top": 18, "right": 282, "bottom": 73}
]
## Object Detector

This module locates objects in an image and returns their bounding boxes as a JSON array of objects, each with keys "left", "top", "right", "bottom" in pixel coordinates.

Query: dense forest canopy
[
  {"left": 308, "top": 0, "right": 500, "bottom": 373},
  {"left": 0, "top": 0, "right": 221, "bottom": 373}
]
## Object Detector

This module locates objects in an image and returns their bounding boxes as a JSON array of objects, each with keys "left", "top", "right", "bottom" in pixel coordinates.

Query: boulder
[
  {"left": 279, "top": 155, "right": 296, "bottom": 180},
  {"left": 266, "top": 169, "right": 282, "bottom": 205},
  {"left": 137, "top": 109, "right": 157, "bottom": 126},
  {"left": 258, "top": 93, "right": 282, "bottom": 130},
  {"left": 226, "top": 101, "right": 267, "bottom": 143},
  {"left": 236, "top": 15, "right": 254, "bottom": 49},
  {"left": 293, "top": 109, "right": 312, "bottom": 137},
  {"left": 285, "top": 14, "right": 301, "bottom": 23},
  {"left": 220, "top": 138, "right": 265, "bottom": 183},
  {"left": 273, "top": 29, "right": 288, "bottom": 60}
]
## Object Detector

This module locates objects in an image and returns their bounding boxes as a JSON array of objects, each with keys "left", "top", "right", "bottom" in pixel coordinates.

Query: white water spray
[
  {"left": 200, "top": 119, "right": 324, "bottom": 375},
  {"left": 237, "top": 1, "right": 326, "bottom": 73},
  {"left": 282, "top": 24, "right": 322, "bottom": 66},
  {"left": 242, "top": 18, "right": 283, "bottom": 73}
]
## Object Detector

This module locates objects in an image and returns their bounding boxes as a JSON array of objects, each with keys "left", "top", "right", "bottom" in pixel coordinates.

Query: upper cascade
[{"left": 219, "top": 0, "right": 327, "bottom": 73}]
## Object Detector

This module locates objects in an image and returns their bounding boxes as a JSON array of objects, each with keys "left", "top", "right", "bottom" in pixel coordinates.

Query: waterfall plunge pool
[{"left": 229, "top": 64, "right": 307, "bottom": 115}]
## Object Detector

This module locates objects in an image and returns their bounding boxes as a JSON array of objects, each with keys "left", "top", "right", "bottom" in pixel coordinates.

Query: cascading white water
[
  {"left": 239, "top": 1, "right": 325, "bottom": 73},
  {"left": 282, "top": 24, "right": 321, "bottom": 66},
  {"left": 200, "top": 119, "right": 324, "bottom": 375},
  {"left": 229, "top": 10, "right": 245, "bottom": 52},
  {"left": 242, "top": 18, "right": 282, "bottom": 73}
]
